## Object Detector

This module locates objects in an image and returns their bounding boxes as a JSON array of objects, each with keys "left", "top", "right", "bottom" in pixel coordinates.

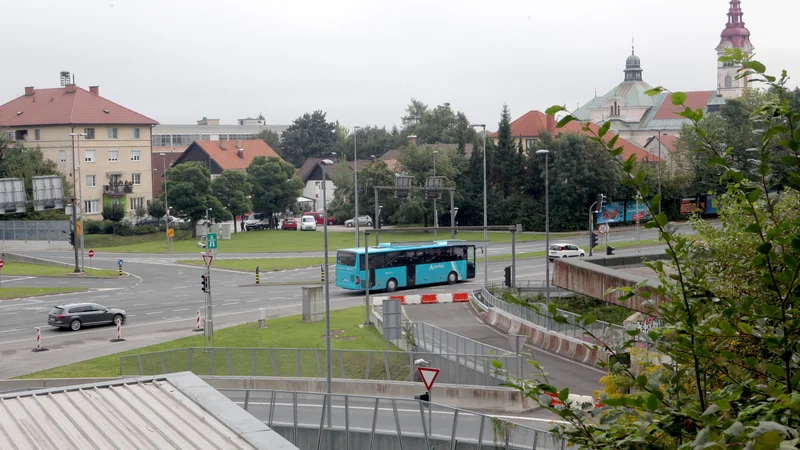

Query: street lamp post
[
  {"left": 536, "top": 149, "right": 551, "bottom": 308},
  {"left": 353, "top": 126, "right": 361, "bottom": 247},
  {"left": 469, "top": 124, "right": 488, "bottom": 287},
  {"left": 433, "top": 150, "right": 438, "bottom": 240},
  {"left": 69, "top": 132, "right": 87, "bottom": 271},
  {"left": 656, "top": 130, "right": 663, "bottom": 215},
  {"left": 318, "top": 159, "right": 335, "bottom": 399},
  {"left": 160, "top": 153, "right": 170, "bottom": 251}
]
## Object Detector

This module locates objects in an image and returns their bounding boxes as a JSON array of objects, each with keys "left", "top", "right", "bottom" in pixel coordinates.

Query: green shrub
[
  {"left": 101, "top": 220, "right": 116, "bottom": 234},
  {"left": 84, "top": 220, "right": 103, "bottom": 235},
  {"left": 116, "top": 223, "right": 135, "bottom": 236},
  {"left": 135, "top": 225, "right": 158, "bottom": 235}
]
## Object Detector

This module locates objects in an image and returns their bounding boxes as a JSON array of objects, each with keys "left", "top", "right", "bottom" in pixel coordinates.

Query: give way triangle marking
[{"left": 417, "top": 367, "right": 440, "bottom": 391}]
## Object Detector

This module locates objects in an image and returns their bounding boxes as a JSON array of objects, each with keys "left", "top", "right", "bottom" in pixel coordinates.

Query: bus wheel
[
  {"left": 386, "top": 278, "right": 398, "bottom": 292},
  {"left": 447, "top": 272, "right": 457, "bottom": 285}
]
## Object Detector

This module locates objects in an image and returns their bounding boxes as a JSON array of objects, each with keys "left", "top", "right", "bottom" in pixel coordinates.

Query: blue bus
[{"left": 335, "top": 241, "right": 477, "bottom": 292}]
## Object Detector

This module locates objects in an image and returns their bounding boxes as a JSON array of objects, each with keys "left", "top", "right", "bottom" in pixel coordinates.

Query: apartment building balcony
[{"left": 103, "top": 183, "right": 133, "bottom": 198}]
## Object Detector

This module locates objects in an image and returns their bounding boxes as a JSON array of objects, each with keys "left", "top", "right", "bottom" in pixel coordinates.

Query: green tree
[
  {"left": 394, "top": 144, "right": 458, "bottom": 226},
  {"left": 211, "top": 171, "right": 252, "bottom": 233},
  {"left": 279, "top": 111, "right": 336, "bottom": 166},
  {"left": 247, "top": 156, "right": 303, "bottom": 220},
  {"left": 133, "top": 205, "right": 148, "bottom": 223},
  {"left": 101, "top": 203, "right": 125, "bottom": 234},
  {"left": 148, "top": 199, "right": 167, "bottom": 219},
  {"left": 508, "top": 54, "right": 800, "bottom": 448},
  {"left": 164, "top": 162, "right": 214, "bottom": 233},
  {"left": 255, "top": 128, "right": 281, "bottom": 154},
  {"left": 493, "top": 104, "right": 516, "bottom": 197}
]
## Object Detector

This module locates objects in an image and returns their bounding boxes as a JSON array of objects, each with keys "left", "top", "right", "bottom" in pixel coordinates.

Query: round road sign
[
  {"left": 598, "top": 224, "right": 609, "bottom": 235},
  {"left": 88, "top": 250, "right": 95, "bottom": 258},
  {"left": 0, "top": 260, "right": 4, "bottom": 269},
  {"left": 117, "top": 259, "right": 124, "bottom": 266}
]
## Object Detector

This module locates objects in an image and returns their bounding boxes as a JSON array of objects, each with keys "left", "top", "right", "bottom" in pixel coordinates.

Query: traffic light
[
  {"left": 504, "top": 266, "right": 512, "bottom": 287},
  {"left": 201, "top": 275, "right": 208, "bottom": 292},
  {"left": 69, "top": 228, "right": 76, "bottom": 247},
  {"left": 414, "top": 392, "right": 430, "bottom": 402},
  {"left": 606, "top": 245, "right": 615, "bottom": 256},
  {"left": 590, "top": 232, "right": 599, "bottom": 249},
  {"left": 596, "top": 194, "right": 606, "bottom": 212}
]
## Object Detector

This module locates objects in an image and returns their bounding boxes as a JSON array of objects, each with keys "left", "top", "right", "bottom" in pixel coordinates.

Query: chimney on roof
[
  {"left": 235, "top": 139, "right": 242, "bottom": 149},
  {"left": 24, "top": 86, "right": 34, "bottom": 96},
  {"left": 65, "top": 84, "right": 77, "bottom": 94},
  {"left": 237, "top": 148, "right": 244, "bottom": 159},
  {"left": 408, "top": 135, "right": 417, "bottom": 146},
  {"left": 89, "top": 86, "right": 99, "bottom": 96},
  {"left": 546, "top": 114, "right": 556, "bottom": 135},
  {"left": 219, "top": 140, "right": 227, "bottom": 150}
]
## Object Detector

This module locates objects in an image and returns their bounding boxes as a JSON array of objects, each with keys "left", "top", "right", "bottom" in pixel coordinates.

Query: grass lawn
[
  {"left": 178, "top": 257, "right": 323, "bottom": 272},
  {"left": 1, "top": 261, "right": 119, "bottom": 277},
  {"left": 83, "top": 229, "right": 193, "bottom": 249},
  {"left": 21, "top": 306, "right": 404, "bottom": 379},
  {"left": 0, "top": 287, "right": 87, "bottom": 300},
  {"left": 89, "top": 229, "right": 571, "bottom": 253}
]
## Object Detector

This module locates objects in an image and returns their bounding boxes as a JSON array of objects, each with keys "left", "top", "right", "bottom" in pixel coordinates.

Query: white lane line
[
  {"left": 146, "top": 311, "right": 164, "bottom": 315},
  {"left": 132, "top": 303, "right": 148, "bottom": 307},
  {"left": 0, "top": 276, "right": 35, "bottom": 284},
  {"left": 0, "top": 329, "right": 19, "bottom": 333},
  {"left": 127, "top": 314, "right": 137, "bottom": 317},
  {"left": 222, "top": 302, "right": 239, "bottom": 306},
  {"left": 173, "top": 308, "right": 189, "bottom": 312},
  {"left": 246, "top": 299, "right": 260, "bottom": 303},
  {"left": 140, "top": 290, "right": 154, "bottom": 294},
  {"left": 163, "top": 301, "right": 179, "bottom": 305}
]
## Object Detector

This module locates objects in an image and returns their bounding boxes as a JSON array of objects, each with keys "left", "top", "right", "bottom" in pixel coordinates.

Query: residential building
[
  {"left": 0, "top": 83, "right": 157, "bottom": 218},
  {"left": 170, "top": 139, "right": 283, "bottom": 179},
  {"left": 151, "top": 117, "right": 288, "bottom": 152},
  {"left": 296, "top": 157, "right": 373, "bottom": 210},
  {"left": 572, "top": 0, "right": 753, "bottom": 146}
]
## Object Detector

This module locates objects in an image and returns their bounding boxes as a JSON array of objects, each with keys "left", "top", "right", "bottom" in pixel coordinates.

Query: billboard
[
  {"left": 597, "top": 201, "right": 624, "bottom": 224},
  {"left": 625, "top": 200, "right": 652, "bottom": 222},
  {"left": 0, "top": 178, "right": 27, "bottom": 214},
  {"left": 32, "top": 176, "right": 64, "bottom": 211},
  {"left": 680, "top": 197, "right": 701, "bottom": 215},
  {"left": 704, "top": 195, "right": 718, "bottom": 215}
]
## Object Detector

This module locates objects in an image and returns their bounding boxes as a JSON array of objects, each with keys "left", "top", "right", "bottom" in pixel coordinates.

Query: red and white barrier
[
  {"left": 32, "top": 327, "right": 48, "bottom": 352},
  {"left": 195, "top": 310, "right": 202, "bottom": 331},
  {"left": 372, "top": 292, "right": 471, "bottom": 306},
  {"left": 110, "top": 323, "right": 126, "bottom": 342}
]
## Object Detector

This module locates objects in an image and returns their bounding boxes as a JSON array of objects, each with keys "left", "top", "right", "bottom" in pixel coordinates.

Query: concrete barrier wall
[
  {"left": 552, "top": 257, "right": 666, "bottom": 313},
  {"left": 479, "top": 305, "right": 610, "bottom": 368},
  {"left": 2, "top": 252, "right": 75, "bottom": 268},
  {"left": 0, "top": 376, "right": 534, "bottom": 414}
]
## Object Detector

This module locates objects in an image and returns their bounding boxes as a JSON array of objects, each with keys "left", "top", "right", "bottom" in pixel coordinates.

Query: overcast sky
[{"left": 3, "top": 0, "right": 798, "bottom": 131}]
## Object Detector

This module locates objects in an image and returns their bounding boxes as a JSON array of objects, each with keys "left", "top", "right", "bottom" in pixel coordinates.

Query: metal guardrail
[
  {"left": 219, "top": 389, "right": 567, "bottom": 450},
  {"left": 0, "top": 220, "right": 69, "bottom": 241},
  {"left": 478, "top": 287, "right": 627, "bottom": 348},
  {"left": 118, "top": 347, "right": 517, "bottom": 387}
]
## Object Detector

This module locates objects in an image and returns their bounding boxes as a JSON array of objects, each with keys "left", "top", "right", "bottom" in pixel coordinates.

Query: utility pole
[{"left": 70, "top": 197, "right": 80, "bottom": 273}]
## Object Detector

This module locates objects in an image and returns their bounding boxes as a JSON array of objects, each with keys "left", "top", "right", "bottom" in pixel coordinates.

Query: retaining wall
[{"left": 1, "top": 252, "right": 75, "bottom": 268}]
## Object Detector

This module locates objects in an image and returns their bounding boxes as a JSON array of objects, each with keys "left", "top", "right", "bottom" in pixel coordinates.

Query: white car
[
  {"left": 300, "top": 216, "right": 317, "bottom": 231},
  {"left": 548, "top": 243, "right": 585, "bottom": 261}
]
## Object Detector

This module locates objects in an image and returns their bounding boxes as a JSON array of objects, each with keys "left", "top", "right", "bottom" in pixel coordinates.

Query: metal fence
[
  {"left": 118, "top": 347, "right": 519, "bottom": 387},
  {"left": 0, "top": 220, "right": 69, "bottom": 241},
  {"left": 219, "top": 389, "right": 567, "bottom": 450},
  {"left": 478, "top": 287, "right": 627, "bottom": 349}
]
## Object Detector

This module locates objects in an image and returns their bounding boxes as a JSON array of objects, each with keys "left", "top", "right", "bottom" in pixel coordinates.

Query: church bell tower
[{"left": 716, "top": 0, "right": 754, "bottom": 99}]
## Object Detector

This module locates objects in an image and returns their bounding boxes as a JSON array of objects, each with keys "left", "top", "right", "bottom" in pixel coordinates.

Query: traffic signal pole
[
  {"left": 588, "top": 201, "right": 597, "bottom": 257},
  {"left": 70, "top": 197, "right": 80, "bottom": 273}
]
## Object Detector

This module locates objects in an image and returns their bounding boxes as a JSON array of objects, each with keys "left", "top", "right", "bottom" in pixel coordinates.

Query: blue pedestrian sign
[{"left": 117, "top": 259, "right": 124, "bottom": 266}]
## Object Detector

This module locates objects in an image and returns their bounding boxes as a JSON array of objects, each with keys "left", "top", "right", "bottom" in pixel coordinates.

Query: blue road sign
[{"left": 117, "top": 259, "right": 124, "bottom": 266}]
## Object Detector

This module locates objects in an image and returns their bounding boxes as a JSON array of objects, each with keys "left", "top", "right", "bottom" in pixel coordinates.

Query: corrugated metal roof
[{"left": 0, "top": 373, "right": 297, "bottom": 450}]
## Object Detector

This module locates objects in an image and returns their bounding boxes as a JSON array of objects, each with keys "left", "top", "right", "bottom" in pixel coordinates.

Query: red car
[
  {"left": 282, "top": 217, "right": 298, "bottom": 230},
  {"left": 305, "top": 211, "right": 336, "bottom": 225}
]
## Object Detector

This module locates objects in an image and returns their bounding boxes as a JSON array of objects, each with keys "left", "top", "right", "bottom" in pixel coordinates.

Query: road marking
[
  {"left": 246, "top": 299, "right": 260, "bottom": 303},
  {"left": 173, "top": 308, "right": 189, "bottom": 312},
  {"left": 132, "top": 303, "right": 148, "bottom": 307},
  {"left": 163, "top": 301, "right": 179, "bottom": 305},
  {"left": 0, "top": 312, "right": 20, "bottom": 317},
  {"left": 0, "top": 329, "right": 19, "bottom": 333},
  {"left": 0, "top": 276, "right": 35, "bottom": 284},
  {"left": 222, "top": 302, "right": 239, "bottom": 306},
  {"left": 146, "top": 311, "right": 164, "bottom": 315},
  {"left": 140, "top": 290, "right": 154, "bottom": 294}
]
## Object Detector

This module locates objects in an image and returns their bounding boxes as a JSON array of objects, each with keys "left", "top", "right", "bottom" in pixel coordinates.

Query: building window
[
  {"left": 130, "top": 197, "right": 144, "bottom": 210},
  {"left": 58, "top": 150, "right": 67, "bottom": 163},
  {"left": 84, "top": 150, "right": 95, "bottom": 162},
  {"left": 131, "top": 149, "right": 141, "bottom": 161},
  {"left": 108, "top": 128, "right": 118, "bottom": 139},
  {"left": 34, "top": 129, "right": 41, "bottom": 141},
  {"left": 132, "top": 128, "right": 140, "bottom": 139},
  {"left": 131, "top": 173, "right": 141, "bottom": 185},
  {"left": 86, "top": 175, "right": 96, "bottom": 188},
  {"left": 108, "top": 150, "right": 119, "bottom": 162},
  {"left": 152, "top": 135, "right": 171, "bottom": 147},
  {"left": 5, "top": 131, "right": 14, "bottom": 141},
  {"left": 725, "top": 75, "right": 732, "bottom": 89},
  {"left": 525, "top": 139, "right": 538, "bottom": 149},
  {"left": 84, "top": 128, "right": 95, "bottom": 139},
  {"left": 14, "top": 130, "right": 29, "bottom": 141},
  {"left": 84, "top": 200, "right": 99, "bottom": 214}
]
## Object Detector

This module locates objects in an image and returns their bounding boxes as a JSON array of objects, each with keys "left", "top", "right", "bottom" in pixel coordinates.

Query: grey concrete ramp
[{"left": 404, "top": 303, "right": 603, "bottom": 394}]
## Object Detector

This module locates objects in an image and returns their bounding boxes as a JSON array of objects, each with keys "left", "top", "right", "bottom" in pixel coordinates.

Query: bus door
[
  {"left": 467, "top": 246, "right": 476, "bottom": 278},
  {"left": 406, "top": 250, "right": 418, "bottom": 286}
]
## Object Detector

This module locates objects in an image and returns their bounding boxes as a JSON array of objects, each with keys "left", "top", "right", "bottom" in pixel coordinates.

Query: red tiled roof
[
  {"left": 644, "top": 134, "right": 678, "bottom": 153},
  {"left": 491, "top": 110, "right": 550, "bottom": 138},
  {"left": 194, "top": 140, "right": 282, "bottom": 171},
  {"left": 0, "top": 86, "right": 157, "bottom": 126},
  {"left": 562, "top": 121, "right": 659, "bottom": 162},
  {"left": 653, "top": 91, "right": 715, "bottom": 120}
]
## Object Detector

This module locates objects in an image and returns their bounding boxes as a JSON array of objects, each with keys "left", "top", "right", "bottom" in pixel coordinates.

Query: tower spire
[
  {"left": 717, "top": 0, "right": 752, "bottom": 51},
  {"left": 624, "top": 39, "right": 643, "bottom": 82}
]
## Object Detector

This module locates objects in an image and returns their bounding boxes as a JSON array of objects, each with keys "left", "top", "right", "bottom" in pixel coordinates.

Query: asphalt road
[{"left": 220, "top": 390, "right": 563, "bottom": 446}]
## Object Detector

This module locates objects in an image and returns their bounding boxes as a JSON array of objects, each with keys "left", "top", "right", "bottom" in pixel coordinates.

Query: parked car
[
  {"left": 300, "top": 216, "right": 317, "bottom": 231},
  {"left": 245, "top": 213, "right": 269, "bottom": 231},
  {"left": 344, "top": 215, "right": 373, "bottom": 227},
  {"left": 135, "top": 216, "right": 163, "bottom": 227},
  {"left": 48, "top": 303, "right": 127, "bottom": 331},
  {"left": 282, "top": 217, "right": 298, "bottom": 230},
  {"left": 548, "top": 243, "right": 586, "bottom": 262},
  {"left": 304, "top": 211, "right": 336, "bottom": 225}
]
